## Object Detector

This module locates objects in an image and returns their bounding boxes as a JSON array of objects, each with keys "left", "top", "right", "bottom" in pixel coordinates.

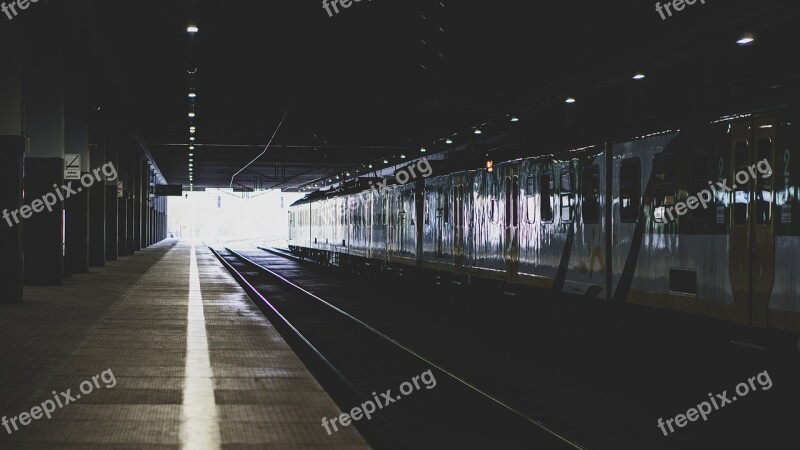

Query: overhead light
[
  {"left": 565, "top": 97, "right": 576, "bottom": 104},
  {"left": 190, "top": 129, "right": 195, "bottom": 134},
  {"left": 737, "top": 33, "right": 754, "bottom": 45},
  {"left": 368, "top": 164, "right": 373, "bottom": 169},
  {"left": 188, "top": 92, "right": 197, "bottom": 98},
  {"left": 400, "top": 154, "right": 406, "bottom": 159},
  {"left": 187, "top": 25, "right": 199, "bottom": 33},
  {"left": 632, "top": 72, "right": 646, "bottom": 80},
  {"left": 445, "top": 138, "right": 453, "bottom": 144},
  {"left": 336, "top": 175, "right": 340, "bottom": 179},
  {"left": 510, "top": 116, "right": 519, "bottom": 122},
  {"left": 189, "top": 158, "right": 193, "bottom": 162},
  {"left": 328, "top": 179, "right": 332, "bottom": 182},
  {"left": 420, "top": 147, "right": 427, "bottom": 153},
  {"left": 346, "top": 172, "right": 351, "bottom": 177},
  {"left": 759, "top": 124, "right": 773, "bottom": 129},
  {"left": 383, "top": 159, "right": 389, "bottom": 164},
  {"left": 189, "top": 163, "right": 193, "bottom": 167},
  {"left": 190, "top": 137, "right": 196, "bottom": 141},
  {"left": 189, "top": 153, "right": 193, "bottom": 157},
  {"left": 188, "top": 112, "right": 195, "bottom": 118}
]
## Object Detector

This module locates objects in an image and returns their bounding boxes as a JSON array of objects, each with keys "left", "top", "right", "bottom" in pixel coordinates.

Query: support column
[
  {"left": 105, "top": 107, "right": 119, "bottom": 261},
  {"left": 141, "top": 161, "right": 151, "bottom": 248},
  {"left": 133, "top": 156, "right": 142, "bottom": 251},
  {"left": 0, "top": 137, "right": 25, "bottom": 303},
  {"left": 64, "top": 21, "right": 91, "bottom": 276},
  {"left": 0, "top": 24, "right": 25, "bottom": 303},
  {"left": 88, "top": 142, "right": 106, "bottom": 266},
  {"left": 24, "top": 11, "right": 66, "bottom": 285},
  {"left": 126, "top": 150, "right": 136, "bottom": 255},
  {"left": 106, "top": 183, "right": 118, "bottom": 260},
  {"left": 117, "top": 141, "right": 128, "bottom": 257}
]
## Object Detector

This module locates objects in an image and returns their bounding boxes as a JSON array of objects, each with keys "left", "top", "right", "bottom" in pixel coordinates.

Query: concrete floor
[{"left": 0, "top": 240, "right": 368, "bottom": 449}]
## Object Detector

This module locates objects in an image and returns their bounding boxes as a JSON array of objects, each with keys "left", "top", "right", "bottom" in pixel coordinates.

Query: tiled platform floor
[{"left": 0, "top": 240, "right": 369, "bottom": 449}]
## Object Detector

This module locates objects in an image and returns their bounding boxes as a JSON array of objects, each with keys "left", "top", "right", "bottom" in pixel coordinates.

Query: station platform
[{"left": 0, "top": 240, "right": 369, "bottom": 449}]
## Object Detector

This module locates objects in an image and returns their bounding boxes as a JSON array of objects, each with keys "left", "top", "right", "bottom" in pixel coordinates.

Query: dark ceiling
[{"left": 86, "top": 0, "right": 798, "bottom": 191}]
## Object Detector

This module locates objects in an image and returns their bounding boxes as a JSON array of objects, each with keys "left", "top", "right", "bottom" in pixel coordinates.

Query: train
[{"left": 288, "top": 107, "right": 800, "bottom": 334}]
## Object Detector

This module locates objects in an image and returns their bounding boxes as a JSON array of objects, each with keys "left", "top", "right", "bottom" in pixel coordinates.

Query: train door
[
  {"left": 435, "top": 186, "right": 444, "bottom": 257},
  {"left": 503, "top": 165, "right": 520, "bottom": 282},
  {"left": 387, "top": 190, "right": 396, "bottom": 259},
  {"left": 453, "top": 175, "right": 466, "bottom": 270},
  {"left": 729, "top": 116, "right": 776, "bottom": 328}
]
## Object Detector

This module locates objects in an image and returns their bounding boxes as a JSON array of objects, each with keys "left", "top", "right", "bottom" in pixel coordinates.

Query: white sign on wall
[{"left": 64, "top": 154, "right": 81, "bottom": 180}]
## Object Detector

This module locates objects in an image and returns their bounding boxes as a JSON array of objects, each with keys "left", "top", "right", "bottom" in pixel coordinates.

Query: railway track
[
  {"left": 210, "top": 245, "right": 583, "bottom": 450},
  {"left": 212, "top": 242, "right": 800, "bottom": 450}
]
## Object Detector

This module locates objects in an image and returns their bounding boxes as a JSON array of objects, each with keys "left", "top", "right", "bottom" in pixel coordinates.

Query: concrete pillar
[
  {"left": 105, "top": 107, "right": 119, "bottom": 261},
  {"left": 64, "top": 22, "right": 91, "bottom": 276},
  {"left": 0, "top": 136, "right": 25, "bottom": 303},
  {"left": 140, "top": 160, "right": 152, "bottom": 248},
  {"left": 24, "top": 13, "right": 66, "bottom": 285},
  {"left": 117, "top": 138, "right": 128, "bottom": 257},
  {"left": 88, "top": 140, "right": 106, "bottom": 266},
  {"left": 132, "top": 156, "right": 142, "bottom": 251},
  {"left": 0, "top": 24, "right": 25, "bottom": 303},
  {"left": 125, "top": 148, "right": 136, "bottom": 255},
  {"left": 106, "top": 183, "right": 118, "bottom": 260}
]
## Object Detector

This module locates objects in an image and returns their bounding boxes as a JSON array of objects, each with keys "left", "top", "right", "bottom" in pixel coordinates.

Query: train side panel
[
  {"left": 464, "top": 167, "right": 506, "bottom": 279},
  {"left": 387, "top": 182, "right": 419, "bottom": 266},
  {"left": 421, "top": 175, "right": 457, "bottom": 273}
]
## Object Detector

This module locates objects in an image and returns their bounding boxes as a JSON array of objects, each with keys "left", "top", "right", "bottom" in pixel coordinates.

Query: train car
[
  {"left": 288, "top": 108, "right": 800, "bottom": 333},
  {"left": 610, "top": 112, "right": 800, "bottom": 332}
]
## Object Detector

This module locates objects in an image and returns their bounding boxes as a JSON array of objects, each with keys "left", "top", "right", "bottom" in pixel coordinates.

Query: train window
[
  {"left": 620, "top": 158, "right": 641, "bottom": 223},
  {"left": 526, "top": 176, "right": 535, "bottom": 196},
  {"left": 540, "top": 171, "right": 554, "bottom": 223},
  {"left": 513, "top": 176, "right": 520, "bottom": 226},
  {"left": 490, "top": 180, "right": 499, "bottom": 223},
  {"left": 505, "top": 177, "right": 512, "bottom": 228},
  {"left": 560, "top": 170, "right": 575, "bottom": 223},
  {"left": 690, "top": 154, "right": 711, "bottom": 220},
  {"left": 733, "top": 141, "right": 749, "bottom": 225},
  {"left": 424, "top": 191, "right": 430, "bottom": 225},
  {"left": 755, "top": 138, "right": 773, "bottom": 224},
  {"left": 442, "top": 186, "right": 450, "bottom": 224},
  {"left": 561, "top": 170, "right": 574, "bottom": 191},
  {"left": 653, "top": 154, "right": 675, "bottom": 186},
  {"left": 581, "top": 165, "right": 600, "bottom": 224},
  {"left": 525, "top": 175, "right": 536, "bottom": 223},
  {"left": 652, "top": 154, "right": 676, "bottom": 223}
]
